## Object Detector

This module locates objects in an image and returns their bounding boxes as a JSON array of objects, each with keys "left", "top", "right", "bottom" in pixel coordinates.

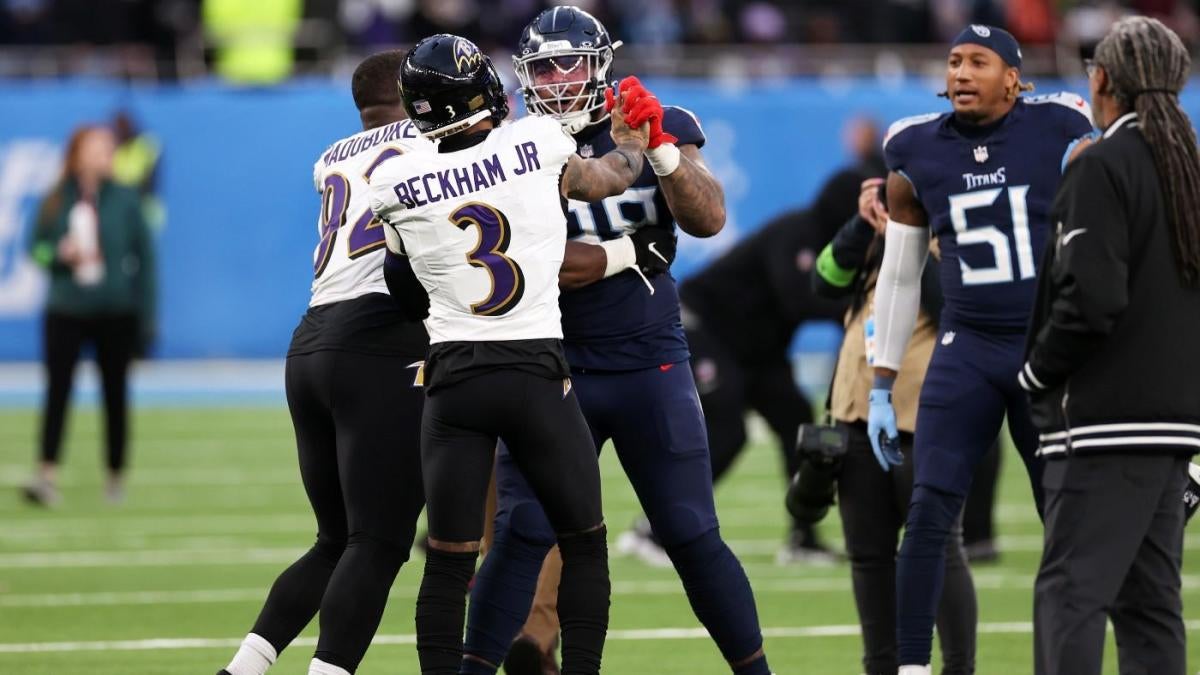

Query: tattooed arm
[
  {"left": 657, "top": 144, "right": 725, "bottom": 238},
  {"left": 560, "top": 97, "right": 649, "bottom": 202}
]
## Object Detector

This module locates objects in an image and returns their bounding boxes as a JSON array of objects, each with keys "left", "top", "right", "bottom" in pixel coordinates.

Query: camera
[
  {"left": 785, "top": 423, "right": 850, "bottom": 524},
  {"left": 1185, "top": 463, "right": 1200, "bottom": 523}
]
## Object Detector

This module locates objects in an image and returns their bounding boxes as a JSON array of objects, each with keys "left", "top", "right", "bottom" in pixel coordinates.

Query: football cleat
[
  {"left": 503, "top": 634, "right": 560, "bottom": 675},
  {"left": 614, "top": 518, "right": 672, "bottom": 568},
  {"left": 21, "top": 477, "right": 61, "bottom": 508}
]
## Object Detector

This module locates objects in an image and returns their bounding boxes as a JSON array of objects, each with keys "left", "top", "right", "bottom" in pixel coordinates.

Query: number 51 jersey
[
  {"left": 883, "top": 93, "right": 1093, "bottom": 330},
  {"left": 369, "top": 116, "right": 577, "bottom": 344},
  {"left": 309, "top": 119, "right": 432, "bottom": 307}
]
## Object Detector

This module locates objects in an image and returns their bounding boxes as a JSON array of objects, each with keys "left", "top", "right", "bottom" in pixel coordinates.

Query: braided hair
[{"left": 1095, "top": 16, "right": 1200, "bottom": 285}]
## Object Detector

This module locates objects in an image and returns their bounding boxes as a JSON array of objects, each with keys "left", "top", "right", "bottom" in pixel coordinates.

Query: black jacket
[{"left": 1019, "top": 114, "right": 1200, "bottom": 457}]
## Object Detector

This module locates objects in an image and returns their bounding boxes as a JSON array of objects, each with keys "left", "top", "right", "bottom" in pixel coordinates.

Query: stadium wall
[{"left": 1, "top": 78, "right": 1194, "bottom": 360}]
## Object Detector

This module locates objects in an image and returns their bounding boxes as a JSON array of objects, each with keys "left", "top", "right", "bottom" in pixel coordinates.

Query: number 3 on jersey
[
  {"left": 948, "top": 185, "right": 1036, "bottom": 286},
  {"left": 313, "top": 147, "right": 404, "bottom": 278},
  {"left": 451, "top": 202, "right": 526, "bottom": 316}
]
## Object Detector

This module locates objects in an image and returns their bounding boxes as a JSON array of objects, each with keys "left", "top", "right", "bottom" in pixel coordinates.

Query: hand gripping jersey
[
  {"left": 309, "top": 119, "right": 432, "bottom": 307},
  {"left": 560, "top": 106, "right": 705, "bottom": 369},
  {"left": 369, "top": 116, "right": 577, "bottom": 344},
  {"left": 883, "top": 94, "right": 1093, "bottom": 330}
]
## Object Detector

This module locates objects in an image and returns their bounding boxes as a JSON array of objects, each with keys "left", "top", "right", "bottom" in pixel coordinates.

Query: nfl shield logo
[
  {"left": 973, "top": 145, "right": 989, "bottom": 163},
  {"left": 414, "top": 99, "right": 432, "bottom": 114},
  {"left": 580, "top": 144, "right": 594, "bottom": 158}
]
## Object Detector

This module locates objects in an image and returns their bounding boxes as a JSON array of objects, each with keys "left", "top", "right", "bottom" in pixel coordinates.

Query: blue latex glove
[{"left": 867, "top": 388, "right": 904, "bottom": 472}]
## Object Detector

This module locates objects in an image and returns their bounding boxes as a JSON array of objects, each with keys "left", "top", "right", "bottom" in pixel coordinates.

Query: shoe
[
  {"left": 776, "top": 530, "right": 840, "bottom": 566},
  {"left": 105, "top": 474, "right": 126, "bottom": 505},
  {"left": 216, "top": 670, "right": 232, "bottom": 675},
  {"left": 964, "top": 539, "right": 1000, "bottom": 564},
  {"left": 615, "top": 518, "right": 673, "bottom": 568},
  {"left": 21, "top": 478, "right": 61, "bottom": 508},
  {"left": 503, "top": 634, "right": 559, "bottom": 675}
]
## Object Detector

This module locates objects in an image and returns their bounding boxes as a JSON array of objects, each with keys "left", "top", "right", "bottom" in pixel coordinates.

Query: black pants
[
  {"left": 836, "top": 422, "right": 976, "bottom": 675},
  {"left": 421, "top": 370, "right": 603, "bottom": 542},
  {"left": 1035, "top": 453, "right": 1188, "bottom": 675},
  {"left": 419, "top": 369, "right": 607, "bottom": 674},
  {"left": 687, "top": 325, "right": 813, "bottom": 533},
  {"left": 40, "top": 312, "right": 138, "bottom": 472},
  {"left": 249, "top": 349, "right": 425, "bottom": 671}
]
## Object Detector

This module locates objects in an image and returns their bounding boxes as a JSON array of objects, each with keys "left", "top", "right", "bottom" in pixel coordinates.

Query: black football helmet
[
  {"left": 514, "top": 6, "right": 621, "bottom": 134},
  {"left": 399, "top": 34, "right": 509, "bottom": 139}
]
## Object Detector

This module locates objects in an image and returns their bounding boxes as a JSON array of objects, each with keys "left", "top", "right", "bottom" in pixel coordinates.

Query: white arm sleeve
[{"left": 872, "top": 219, "right": 930, "bottom": 371}]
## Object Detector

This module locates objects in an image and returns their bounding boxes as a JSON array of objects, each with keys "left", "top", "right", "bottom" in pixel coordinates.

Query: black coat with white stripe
[{"left": 1019, "top": 114, "right": 1200, "bottom": 457}]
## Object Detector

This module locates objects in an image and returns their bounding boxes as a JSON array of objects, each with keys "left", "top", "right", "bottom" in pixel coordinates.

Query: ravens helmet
[
  {"left": 399, "top": 34, "right": 509, "bottom": 139},
  {"left": 514, "top": 6, "right": 622, "bottom": 134}
]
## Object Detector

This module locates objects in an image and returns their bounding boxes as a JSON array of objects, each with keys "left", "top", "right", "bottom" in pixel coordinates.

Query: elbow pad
[{"left": 872, "top": 219, "right": 929, "bottom": 370}]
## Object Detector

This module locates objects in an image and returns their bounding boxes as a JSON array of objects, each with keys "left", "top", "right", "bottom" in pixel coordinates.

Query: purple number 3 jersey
[
  {"left": 560, "top": 106, "right": 706, "bottom": 370},
  {"left": 884, "top": 93, "right": 1094, "bottom": 331}
]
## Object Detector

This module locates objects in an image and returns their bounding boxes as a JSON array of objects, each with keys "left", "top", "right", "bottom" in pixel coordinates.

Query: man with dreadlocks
[
  {"left": 1021, "top": 16, "right": 1200, "bottom": 675},
  {"left": 870, "top": 25, "right": 1094, "bottom": 674}
]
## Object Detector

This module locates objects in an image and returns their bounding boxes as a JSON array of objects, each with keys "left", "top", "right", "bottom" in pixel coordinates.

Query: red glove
[{"left": 607, "top": 77, "right": 678, "bottom": 150}]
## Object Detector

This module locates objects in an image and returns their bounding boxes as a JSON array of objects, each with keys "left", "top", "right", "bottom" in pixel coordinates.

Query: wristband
[
  {"left": 646, "top": 143, "right": 681, "bottom": 176},
  {"left": 872, "top": 373, "right": 897, "bottom": 390},
  {"left": 599, "top": 237, "right": 637, "bottom": 278}
]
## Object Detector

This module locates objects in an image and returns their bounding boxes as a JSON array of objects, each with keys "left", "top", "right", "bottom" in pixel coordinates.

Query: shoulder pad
[
  {"left": 882, "top": 112, "right": 941, "bottom": 151},
  {"left": 662, "top": 106, "right": 706, "bottom": 149},
  {"left": 1025, "top": 91, "right": 1094, "bottom": 126}
]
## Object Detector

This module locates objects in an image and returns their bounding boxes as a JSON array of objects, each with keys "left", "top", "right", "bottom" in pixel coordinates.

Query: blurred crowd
[{"left": 0, "top": 0, "right": 1196, "bottom": 81}]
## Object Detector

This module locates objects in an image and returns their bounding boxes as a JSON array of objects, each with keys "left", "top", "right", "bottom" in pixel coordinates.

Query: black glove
[{"left": 628, "top": 227, "right": 676, "bottom": 277}]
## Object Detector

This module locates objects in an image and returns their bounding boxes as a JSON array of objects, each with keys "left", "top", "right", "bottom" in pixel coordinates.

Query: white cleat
[
  {"left": 898, "top": 666, "right": 932, "bottom": 675},
  {"left": 615, "top": 521, "right": 673, "bottom": 568}
]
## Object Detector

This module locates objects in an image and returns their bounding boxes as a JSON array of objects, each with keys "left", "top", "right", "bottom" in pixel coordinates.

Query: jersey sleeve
[
  {"left": 1035, "top": 91, "right": 1095, "bottom": 139},
  {"left": 662, "top": 106, "right": 706, "bottom": 149},
  {"left": 312, "top": 155, "right": 325, "bottom": 193},
  {"left": 368, "top": 162, "right": 406, "bottom": 223}
]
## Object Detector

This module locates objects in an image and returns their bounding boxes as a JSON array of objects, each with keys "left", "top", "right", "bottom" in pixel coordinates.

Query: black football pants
[
  {"left": 418, "top": 369, "right": 607, "bottom": 675},
  {"left": 1035, "top": 453, "right": 1188, "bottom": 675},
  {"left": 249, "top": 348, "right": 426, "bottom": 672}
]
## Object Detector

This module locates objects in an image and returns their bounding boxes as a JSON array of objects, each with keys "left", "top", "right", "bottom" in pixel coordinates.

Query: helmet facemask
[{"left": 515, "top": 42, "right": 618, "bottom": 134}]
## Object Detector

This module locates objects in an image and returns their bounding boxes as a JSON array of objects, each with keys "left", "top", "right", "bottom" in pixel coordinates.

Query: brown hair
[
  {"left": 1095, "top": 16, "right": 1200, "bottom": 285},
  {"left": 36, "top": 125, "right": 110, "bottom": 227}
]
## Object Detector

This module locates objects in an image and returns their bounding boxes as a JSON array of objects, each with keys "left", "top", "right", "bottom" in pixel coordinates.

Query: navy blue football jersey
[
  {"left": 884, "top": 94, "right": 1093, "bottom": 330},
  {"left": 559, "top": 106, "right": 706, "bottom": 370}
]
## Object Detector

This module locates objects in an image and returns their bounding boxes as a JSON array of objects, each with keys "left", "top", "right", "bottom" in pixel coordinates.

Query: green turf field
[{"left": 0, "top": 406, "right": 1196, "bottom": 674}]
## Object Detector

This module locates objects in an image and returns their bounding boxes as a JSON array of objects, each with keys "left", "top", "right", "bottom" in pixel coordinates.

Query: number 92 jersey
[
  {"left": 883, "top": 93, "right": 1093, "bottom": 330},
  {"left": 368, "top": 116, "right": 577, "bottom": 344},
  {"left": 309, "top": 119, "right": 432, "bottom": 307}
]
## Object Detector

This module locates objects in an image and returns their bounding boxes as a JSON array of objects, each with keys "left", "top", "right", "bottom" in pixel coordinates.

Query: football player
[
  {"left": 869, "top": 26, "right": 1093, "bottom": 674},
  {"left": 368, "top": 34, "right": 650, "bottom": 675},
  {"left": 218, "top": 52, "right": 432, "bottom": 675},
  {"left": 462, "top": 7, "right": 774, "bottom": 675}
]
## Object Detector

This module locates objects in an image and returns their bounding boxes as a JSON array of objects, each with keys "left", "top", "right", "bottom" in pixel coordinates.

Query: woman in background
[{"left": 24, "top": 124, "right": 156, "bottom": 506}]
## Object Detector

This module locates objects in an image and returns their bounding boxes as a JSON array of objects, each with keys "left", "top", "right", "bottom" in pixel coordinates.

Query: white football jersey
[
  {"left": 308, "top": 119, "right": 433, "bottom": 307},
  {"left": 369, "top": 116, "right": 577, "bottom": 344}
]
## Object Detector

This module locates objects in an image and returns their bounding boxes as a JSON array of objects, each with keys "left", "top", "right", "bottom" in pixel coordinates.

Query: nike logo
[
  {"left": 647, "top": 242, "right": 669, "bottom": 264},
  {"left": 1062, "top": 228, "right": 1088, "bottom": 246}
]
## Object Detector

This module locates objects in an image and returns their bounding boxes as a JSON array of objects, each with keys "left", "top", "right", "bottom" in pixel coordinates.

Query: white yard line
[
  {"left": 5, "top": 574, "right": 1200, "bottom": 608},
  {"left": 4, "top": 621, "right": 1200, "bottom": 654},
  {"left": 4, "top": 535, "right": 1200, "bottom": 568}
]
